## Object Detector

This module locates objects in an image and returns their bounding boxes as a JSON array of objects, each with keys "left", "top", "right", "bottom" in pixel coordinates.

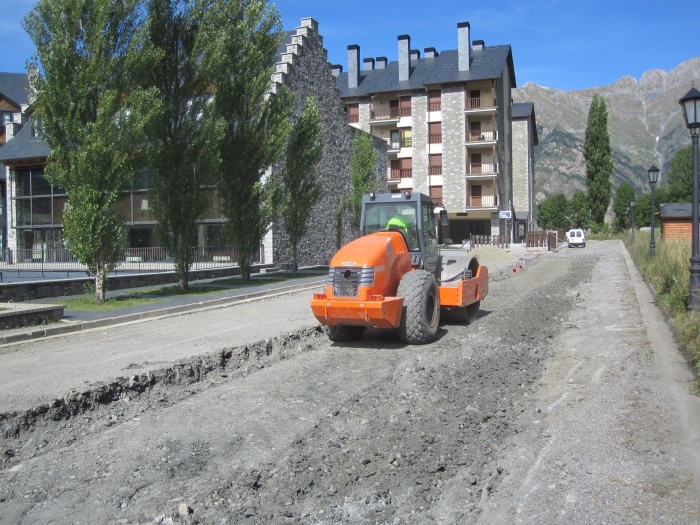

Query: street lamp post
[
  {"left": 679, "top": 85, "right": 700, "bottom": 310},
  {"left": 648, "top": 165, "right": 659, "bottom": 257},
  {"left": 626, "top": 206, "right": 631, "bottom": 235},
  {"left": 630, "top": 199, "right": 635, "bottom": 243}
]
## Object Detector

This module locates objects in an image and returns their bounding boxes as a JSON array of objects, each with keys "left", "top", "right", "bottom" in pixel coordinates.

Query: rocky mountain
[{"left": 513, "top": 57, "right": 700, "bottom": 202}]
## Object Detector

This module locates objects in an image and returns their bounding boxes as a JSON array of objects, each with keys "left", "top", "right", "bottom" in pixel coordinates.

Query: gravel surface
[{"left": 1, "top": 240, "right": 698, "bottom": 524}]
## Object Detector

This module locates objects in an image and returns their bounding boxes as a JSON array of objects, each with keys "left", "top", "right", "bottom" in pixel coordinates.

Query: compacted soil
[{"left": 1, "top": 240, "right": 699, "bottom": 524}]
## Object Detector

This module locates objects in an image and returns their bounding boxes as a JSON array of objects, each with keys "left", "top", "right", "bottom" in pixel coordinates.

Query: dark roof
[
  {"left": 0, "top": 118, "right": 50, "bottom": 163},
  {"left": 659, "top": 203, "right": 697, "bottom": 218},
  {"left": 335, "top": 45, "right": 515, "bottom": 98},
  {"left": 0, "top": 72, "right": 29, "bottom": 108},
  {"left": 512, "top": 102, "right": 539, "bottom": 145}
]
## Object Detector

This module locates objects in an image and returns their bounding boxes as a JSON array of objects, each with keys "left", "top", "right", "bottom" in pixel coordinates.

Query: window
[
  {"left": 429, "top": 186, "right": 443, "bottom": 206},
  {"left": 400, "top": 157, "right": 413, "bottom": 178},
  {"left": 429, "top": 122, "right": 442, "bottom": 144},
  {"left": 11, "top": 166, "right": 67, "bottom": 229},
  {"left": 1, "top": 111, "right": 13, "bottom": 124},
  {"left": 399, "top": 96, "right": 411, "bottom": 117},
  {"left": 347, "top": 103, "right": 359, "bottom": 123},
  {"left": 401, "top": 129, "right": 412, "bottom": 147},
  {"left": 429, "top": 154, "right": 442, "bottom": 175},
  {"left": 428, "top": 90, "right": 441, "bottom": 112}
]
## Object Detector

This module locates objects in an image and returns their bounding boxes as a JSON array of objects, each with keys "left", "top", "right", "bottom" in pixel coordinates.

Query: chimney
[
  {"left": 424, "top": 47, "right": 439, "bottom": 59},
  {"left": 5, "top": 122, "right": 17, "bottom": 140},
  {"left": 376, "top": 56, "right": 387, "bottom": 69},
  {"left": 472, "top": 39, "right": 484, "bottom": 51},
  {"left": 363, "top": 58, "right": 375, "bottom": 71},
  {"left": 348, "top": 44, "right": 360, "bottom": 89},
  {"left": 458, "top": 22, "right": 471, "bottom": 71},
  {"left": 331, "top": 64, "right": 343, "bottom": 77},
  {"left": 398, "top": 34, "right": 410, "bottom": 82},
  {"left": 410, "top": 49, "right": 420, "bottom": 63}
]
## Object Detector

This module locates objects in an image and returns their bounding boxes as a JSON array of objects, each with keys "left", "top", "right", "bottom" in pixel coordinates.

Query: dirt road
[{"left": 1, "top": 240, "right": 699, "bottom": 524}]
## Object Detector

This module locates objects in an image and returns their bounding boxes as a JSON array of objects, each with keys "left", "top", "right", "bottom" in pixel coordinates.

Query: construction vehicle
[{"left": 310, "top": 191, "right": 488, "bottom": 344}]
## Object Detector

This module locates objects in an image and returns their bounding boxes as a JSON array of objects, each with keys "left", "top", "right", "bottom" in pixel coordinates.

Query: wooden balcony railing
[
  {"left": 429, "top": 165, "right": 442, "bottom": 175},
  {"left": 466, "top": 162, "right": 497, "bottom": 175},
  {"left": 390, "top": 169, "right": 401, "bottom": 180},
  {"left": 429, "top": 133, "right": 442, "bottom": 144},
  {"left": 428, "top": 101, "right": 441, "bottom": 111},
  {"left": 466, "top": 130, "right": 496, "bottom": 142},
  {"left": 348, "top": 114, "right": 359, "bottom": 123},
  {"left": 400, "top": 169, "right": 413, "bottom": 179},
  {"left": 389, "top": 169, "right": 413, "bottom": 180},
  {"left": 371, "top": 107, "right": 401, "bottom": 120}
]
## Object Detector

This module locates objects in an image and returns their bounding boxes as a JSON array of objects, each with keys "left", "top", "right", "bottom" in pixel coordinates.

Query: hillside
[{"left": 513, "top": 57, "right": 700, "bottom": 202}]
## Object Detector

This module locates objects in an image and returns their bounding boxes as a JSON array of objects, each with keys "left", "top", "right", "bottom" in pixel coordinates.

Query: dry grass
[{"left": 626, "top": 231, "right": 700, "bottom": 387}]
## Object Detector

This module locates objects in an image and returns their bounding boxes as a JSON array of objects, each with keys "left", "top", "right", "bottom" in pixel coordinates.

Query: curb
[{"left": 0, "top": 279, "right": 325, "bottom": 345}]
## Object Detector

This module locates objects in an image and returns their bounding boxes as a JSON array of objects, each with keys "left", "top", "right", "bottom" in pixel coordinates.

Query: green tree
[
  {"left": 342, "top": 132, "right": 379, "bottom": 234},
  {"left": 202, "top": 0, "right": 293, "bottom": 280},
  {"left": 538, "top": 193, "right": 570, "bottom": 230},
  {"left": 584, "top": 94, "right": 613, "bottom": 226},
  {"left": 569, "top": 190, "right": 592, "bottom": 229},
  {"left": 613, "top": 182, "right": 636, "bottom": 231},
  {"left": 24, "top": 0, "right": 158, "bottom": 302},
  {"left": 666, "top": 145, "right": 693, "bottom": 202},
  {"left": 281, "top": 96, "right": 323, "bottom": 273},
  {"left": 142, "top": 0, "right": 222, "bottom": 290}
]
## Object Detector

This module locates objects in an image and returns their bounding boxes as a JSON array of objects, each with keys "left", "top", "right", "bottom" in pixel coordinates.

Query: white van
[{"left": 567, "top": 229, "right": 586, "bottom": 248}]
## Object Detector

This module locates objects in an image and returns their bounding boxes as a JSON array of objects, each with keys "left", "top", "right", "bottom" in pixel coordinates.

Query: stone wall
[{"left": 271, "top": 19, "right": 387, "bottom": 268}]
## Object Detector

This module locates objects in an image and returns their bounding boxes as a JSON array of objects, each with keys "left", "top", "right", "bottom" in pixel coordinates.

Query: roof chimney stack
[
  {"left": 410, "top": 49, "right": 420, "bottom": 63},
  {"left": 458, "top": 22, "right": 471, "bottom": 71},
  {"left": 376, "top": 56, "right": 387, "bottom": 69},
  {"left": 363, "top": 58, "right": 375, "bottom": 71},
  {"left": 331, "top": 64, "right": 342, "bottom": 77},
  {"left": 424, "top": 47, "right": 438, "bottom": 59},
  {"left": 348, "top": 45, "right": 360, "bottom": 89},
  {"left": 398, "top": 34, "right": 410, "bottom": 82}
]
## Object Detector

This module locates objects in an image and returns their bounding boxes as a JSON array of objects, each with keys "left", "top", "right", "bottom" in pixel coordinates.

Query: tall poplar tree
[
  {"left": 584, "top": 94, "right": 613, "bottom": 226},
  {"left": 143, "top": 0, "right": 222, "bottom": 290},
  {"left": 201, "top": 0, "right": 293, "bottom": 281},
  {"left": 24, "top": 0, "right": 159, "bottom": 303},
  {"left": 343, "top": 132, "right": 379, "bottom": 234},
  {"left": 281, "top": 96, "right": 323, "bottom": 273}
]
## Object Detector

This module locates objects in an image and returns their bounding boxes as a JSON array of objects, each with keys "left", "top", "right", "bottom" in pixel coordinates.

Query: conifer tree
[{"left": 583, "top": 94, "right": 613, "bottom": 227}]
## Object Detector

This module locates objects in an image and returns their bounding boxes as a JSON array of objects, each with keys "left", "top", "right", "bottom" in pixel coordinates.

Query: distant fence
[
  {"left": 525, "top": 230, "right": 565, "bottom": 250},
  {"left": 0, "top": 245, "right": 264, "bottom": 274},
  {"left": 470, "top": 234, "right": 510, "bottom": 249}
]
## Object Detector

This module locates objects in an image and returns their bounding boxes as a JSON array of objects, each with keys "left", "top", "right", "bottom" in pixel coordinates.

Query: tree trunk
[
  {"left": 94, "top": 264, "right": 106, "bottom": 303},
  {"left": 292, "top": 243, "right": 298, "bottom": 275}
]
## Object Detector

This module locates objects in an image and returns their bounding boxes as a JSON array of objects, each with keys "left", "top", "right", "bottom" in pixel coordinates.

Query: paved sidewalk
[{"left": 0, "top": 270, "right": 327, "bottom": 345}]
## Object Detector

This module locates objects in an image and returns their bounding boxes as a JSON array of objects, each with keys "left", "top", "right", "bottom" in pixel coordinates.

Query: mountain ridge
[{"left": 513, "top": 57, "right": 700, "bottom": 202}]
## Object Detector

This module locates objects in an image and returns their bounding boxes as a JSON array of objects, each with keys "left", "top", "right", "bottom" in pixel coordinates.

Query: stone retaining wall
[{"left": 0, "top": 265, "right": 269, "bottom": 303}]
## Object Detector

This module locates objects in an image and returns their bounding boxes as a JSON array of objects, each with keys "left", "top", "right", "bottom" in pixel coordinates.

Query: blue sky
[{"left": 1, "top": 0, "right": 697, "bottom": 91}]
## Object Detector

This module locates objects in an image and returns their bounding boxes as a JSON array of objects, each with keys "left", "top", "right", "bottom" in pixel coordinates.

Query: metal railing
[
  {"left": 466, "top": 96, "right": 496, "bottom": 109},
  {"left": 0, "top": 246, "right": 260, "bottom": 273},
  {"left": 466, "top": 130, "right": 496, "bottom": 142},
  {"left": 466, "top": 194, "right": 497, "bottom": 208},
  {"left": 370, "top": 107, "right": 400, "bottom": 120},
  {"left": 466, "top": 163, "right": 498, "bottom": 175}
]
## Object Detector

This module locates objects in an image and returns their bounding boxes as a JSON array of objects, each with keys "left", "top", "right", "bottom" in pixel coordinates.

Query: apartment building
[{"left": 333, "top": 22, "right": 537, "bottom": 243}]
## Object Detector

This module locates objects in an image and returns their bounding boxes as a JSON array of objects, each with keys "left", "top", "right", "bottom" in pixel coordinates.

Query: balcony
[
  {"left": 466, "top": 163, "right": 498, "bottom": 178},
  {"left": 466, "top": 194, "right": 498, "bottom": 209},
  {"left": 466, "top": 130, "right": 496, "bottom": 144},
  {"left": 465, "top": 96, "right": 496, "bottom": 113},
  {"left": 429, "top": 165, "right": 442, "bottom": 176},
  {"left": 429, "top": 133, "right": 442, "bottom": 144},
  {"left": 428, "top": 101, "right": 441, "bottom": 112}
]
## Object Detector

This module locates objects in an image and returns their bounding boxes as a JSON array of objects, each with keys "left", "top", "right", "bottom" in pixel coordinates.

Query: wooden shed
[{"left": 659, "top": 203, "right": 700, "bottom": 241}]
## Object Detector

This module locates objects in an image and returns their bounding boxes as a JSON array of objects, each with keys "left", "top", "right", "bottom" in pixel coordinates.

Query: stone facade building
[
  {"left": 268, "top": 18, "right": 386, "bottom": 268},
  {"left": 512, "top": 102, "right": 538, "bottom": 238},
  {"left": 332, "top": 22, "right": 537, "bottom": 243}
]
